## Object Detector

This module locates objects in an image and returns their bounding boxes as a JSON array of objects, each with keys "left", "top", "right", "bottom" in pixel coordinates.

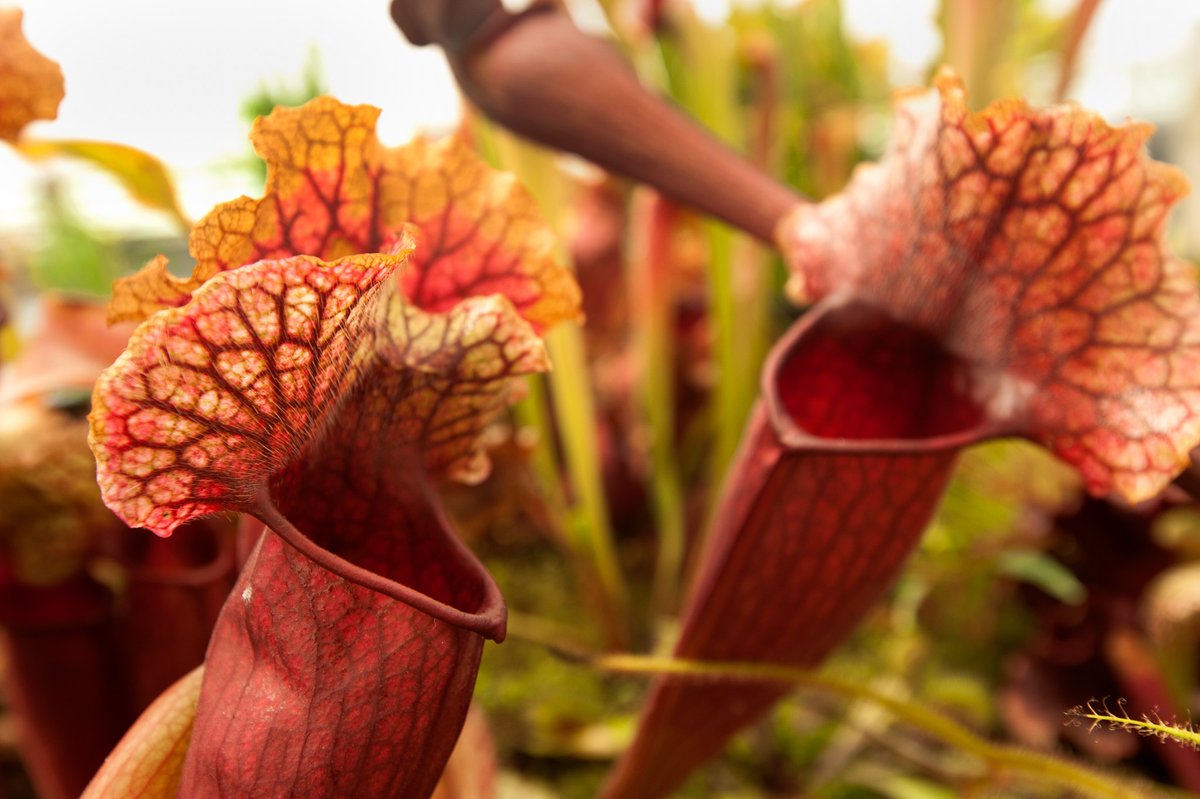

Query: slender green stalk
[
  {"left": 510, "top": 369, "right": 629, "bottom": 648},
  {"left": 701, "top": 220, "right": 745, "bottom": 478},
  {"left": 473, "top": 120, "right": 630, "bottom": 647},
  {"left": 509, "top": 608, "right": 1187, "bottom": 799},
  {"left": 645, "top": 394, "right": 686, "bottom": 619},
  {"left": 1069, "top": 700, "right": 1200, "bottom": 751},
  {"left": 472, "top": 114, "right": 629, "bottom": 642},
  {"left": 544, "top": 323, "right": 629, "bottom": 647},
  {"left": 469, "top": 122, "right": 573, "bottom": 528},
  {"left": 509, "top": 374, "right": 570, "bottom": 535},
  {"left": 629, "top": 193, "right": 687, "bottom": 618},
  {"left": 657, "top": 10, "right": 770, "bottom": 486},
  {"left": 583, "top": 653, "right": 1188, "bottom": 799}
]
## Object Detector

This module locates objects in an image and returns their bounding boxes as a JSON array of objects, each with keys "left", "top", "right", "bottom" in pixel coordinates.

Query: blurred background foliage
[
  {"left": 2, "top": 0, "right": 1200, "bottom": 797},
  {"left": 466, "top": 2, "right": 1200, "bottom": 796}
]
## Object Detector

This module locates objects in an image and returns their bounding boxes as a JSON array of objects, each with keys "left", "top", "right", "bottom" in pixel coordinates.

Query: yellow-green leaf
[{"left": 18, "top": 138, "right": 189, "bottom": 229}]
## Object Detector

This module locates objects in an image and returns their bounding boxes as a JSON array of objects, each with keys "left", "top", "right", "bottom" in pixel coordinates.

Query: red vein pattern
[
  {"left": 90, "top": 99, "right": 579, "bottom": 795},
  {"left": 778, "top": 69, "right": 1200, "bottom": 502},
  {"left": 605, "top": 415, "right": 960, "bottom": 799},
  {"left": 603, "top": 302, "right": 981, "bottom": 799},
  {"left": 91, "top": 254, "right": 398, "bottom": 536},
  {"left": 107, "top": 98, "right": 580, "bottom": 331},
  {"left": 179, "top": 519, "right": 499, "bottom": 797},
  {"left": 606, "top": 71, "right": 1200, "bottom": 799}
]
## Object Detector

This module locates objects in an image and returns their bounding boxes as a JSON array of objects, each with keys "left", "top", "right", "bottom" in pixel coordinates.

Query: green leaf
[
  {"left": 997, "top": 548, "right": 1086, "bottom": 606},
  {"left": 18, "top": 138, "right": 189, "bottom": 229},
  {"left": 32, "top": 187, "right": 119, "bottom": 297}
]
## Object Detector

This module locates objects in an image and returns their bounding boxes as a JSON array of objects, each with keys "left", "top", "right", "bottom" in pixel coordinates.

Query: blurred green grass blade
[
  {"left": 474, "top": 119, "right": 630, "bottom": 647},
  {"left": 628, "top": 193, "right": 687, "bottom": 618},
  {"left": 657, "top": 9, "right": 766, "bottom": 486},
  {"left": 997, "top": 548, "right": 1087, "bottom": 606},
  {"left": 19, "top": 138, "right": 189, "bottom": 231},
  {"left": 32, "top": 185, "right": 119, "bottom": 297}
]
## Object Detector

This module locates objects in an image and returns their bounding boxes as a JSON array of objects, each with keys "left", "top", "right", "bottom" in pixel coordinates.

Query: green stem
[
  {"left": 657, "top": 10, "right": 765, "bottom": 487},
  {"left": 702, "top": 220, "right": 749, "bottom": 480},
  {"left": 630, "top": 193, "right": 687, "bottom": 619},
  {"left": 546, "top": 324, "right": 629, "bottom": 648},
  {"left": 510, "top": 375, "right": 570, "bottom": 532},
  {"left": 1069, "top": 701, "right": 1200, "bottom": 751},
  {"left": 511, "top": 364, "right": 627, "bottom": 649},
  {"left": 646, "top": 422, "right": 685, "bottom": 620},
  {"left": 474, "top": 120, "right": 630, "bottom": 648},
  {"left": 581, "top": 653, "right": 1187, "bottom": 799},
  {"left": 510, "top": 605, "right": 1190, "bottom": 795}
]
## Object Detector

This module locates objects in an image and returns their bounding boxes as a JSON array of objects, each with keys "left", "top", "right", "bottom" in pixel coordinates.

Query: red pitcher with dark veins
[
  {"left": 604, "top": 299, "right": 1001, "bottom": 798},
  {"left": 0, "top": 297, "right": 235, "bottom": 799},
  {"left": 396, "top": 4, "right": 1200, "bottom": 797},
  {"left": 88, "top": 100, "right": 580, "bottom": 794},
  {"left": 616, "top": 71, "right": 1200, "bottom": 797}
]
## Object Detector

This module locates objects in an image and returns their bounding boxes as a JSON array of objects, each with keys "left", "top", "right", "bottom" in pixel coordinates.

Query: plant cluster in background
[{"left": 1, "top": 1, "right": 1199, "bottom": 798}]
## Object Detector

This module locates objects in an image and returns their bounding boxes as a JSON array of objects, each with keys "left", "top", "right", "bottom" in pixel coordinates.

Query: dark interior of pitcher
[{"left": 769, "top": 300, "right": 987, "bottom": 442}]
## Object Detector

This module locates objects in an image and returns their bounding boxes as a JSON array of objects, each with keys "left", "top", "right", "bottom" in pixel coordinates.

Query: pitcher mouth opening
[
  {"left": 252, "top": 481, "right": 508, "bottom": 642},
  {"left": 764, "top": 298, "right": 1002, "bottom": 453}
]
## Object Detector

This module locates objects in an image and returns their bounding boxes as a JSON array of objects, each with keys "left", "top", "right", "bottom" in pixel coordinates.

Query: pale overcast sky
[
  {"left": 0, "top": 0, "right": 459, "bottom": 234},
  {"left": 1, "top": 0, "right": 1199, "bottom": 236}
]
